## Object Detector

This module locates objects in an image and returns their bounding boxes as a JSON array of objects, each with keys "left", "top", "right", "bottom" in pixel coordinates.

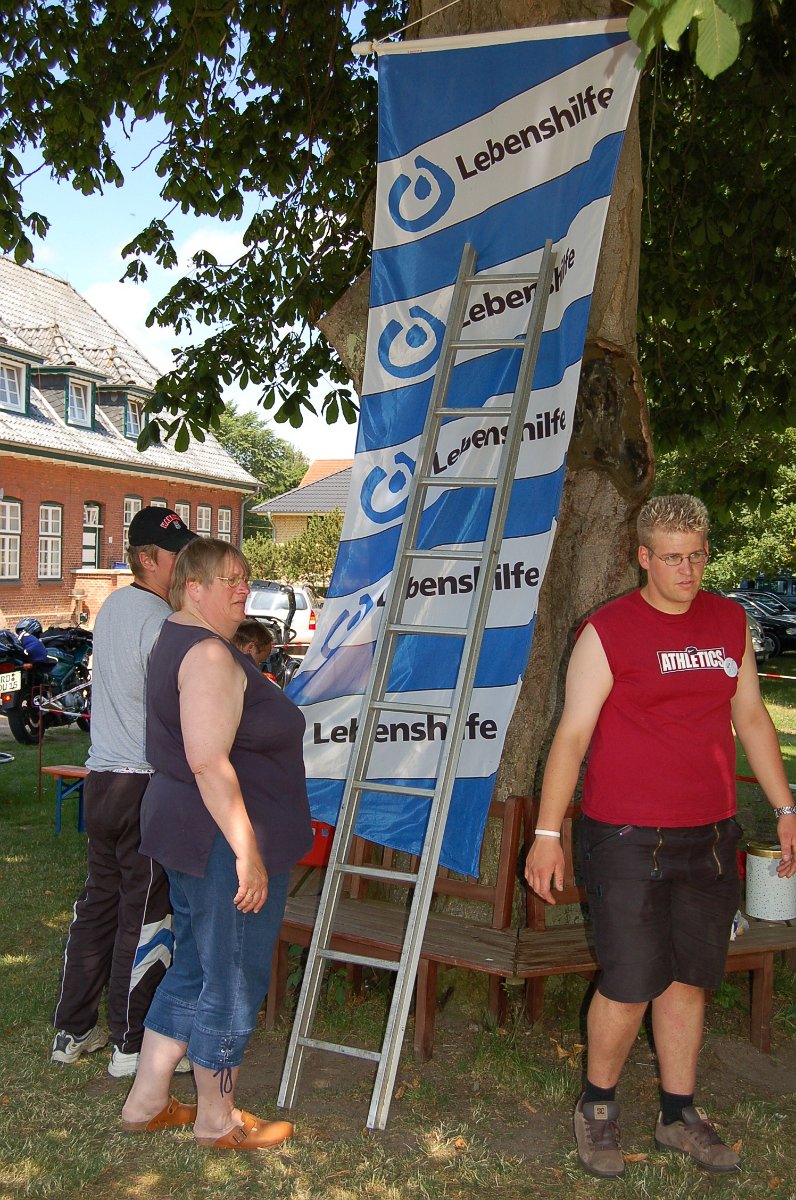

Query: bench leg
[
  {"left": 525, "top": 978, "right": 546, "bottom": 1025},
  {"left": 749, "top": 956, "right": 774, "bottom": 1054},
  {"left": 265, "top": 937, "right": 290, "bottom": 1030},
  {"left": 413, "top": 960, "right": 437, "bottom": 1061}
]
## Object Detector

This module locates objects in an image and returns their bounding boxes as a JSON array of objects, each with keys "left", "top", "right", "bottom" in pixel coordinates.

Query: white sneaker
[
  {"left": 108, "top": 1046, "right": 193, "bottom": 1078},
  {"left": 51, "top": 1026, "right": 109, "bottom": 1065}
]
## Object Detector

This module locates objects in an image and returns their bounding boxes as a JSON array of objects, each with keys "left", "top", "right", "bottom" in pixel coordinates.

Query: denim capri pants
[{"left": 144, "top": 832, "right": 289, "bottom": 1073}]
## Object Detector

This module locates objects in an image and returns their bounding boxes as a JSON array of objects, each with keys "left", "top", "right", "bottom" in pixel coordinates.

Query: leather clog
[
  {"left": 122, "top": 1095, "right": 197, "bottom": 1133},
  {"left": 194, "top": 1111, "right": 294, "bottom": 1151}
]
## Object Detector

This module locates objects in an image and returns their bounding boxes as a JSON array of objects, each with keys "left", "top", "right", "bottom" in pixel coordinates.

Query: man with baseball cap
[{"left": 52, "top": 507, "right": 197, "bottom": 1076}]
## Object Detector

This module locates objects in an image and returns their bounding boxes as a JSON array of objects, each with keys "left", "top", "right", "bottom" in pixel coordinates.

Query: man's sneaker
[
  {"left": 573, "top": 1095, "right": 625, "bottom": 1178},
  {"left": 51, "top": 1026, "right": 109, "bottom": 1065},
  {"left": 108, "top": 1046, "right": 193, "bottom": 1078},
  {"left": 655, "top": 1106, "right": 740, "bottom": 1174}
]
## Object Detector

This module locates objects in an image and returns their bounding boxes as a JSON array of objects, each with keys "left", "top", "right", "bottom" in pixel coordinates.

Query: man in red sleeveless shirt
[{"left": 525, "top": 494, "right": 796, "bottom": 1178}]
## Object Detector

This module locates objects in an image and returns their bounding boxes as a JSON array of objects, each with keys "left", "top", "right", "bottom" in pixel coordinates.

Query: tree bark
[{"left": 319, "top": 0, "right": 654, "bottom": 907}]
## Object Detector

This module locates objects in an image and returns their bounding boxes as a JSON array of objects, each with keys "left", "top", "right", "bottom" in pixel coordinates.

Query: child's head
[{"left": 233, "top": 618, "right": 274, "bottom": 667}]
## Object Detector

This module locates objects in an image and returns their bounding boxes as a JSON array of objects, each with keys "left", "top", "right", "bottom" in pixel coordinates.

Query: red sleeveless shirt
[{"left": 581, "top": 589, "right": 747, "bottom": 827}]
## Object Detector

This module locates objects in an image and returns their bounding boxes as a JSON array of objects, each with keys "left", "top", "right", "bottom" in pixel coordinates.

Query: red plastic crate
[{"left": 299, "top": 820, "right": 335, "bottom": 868}]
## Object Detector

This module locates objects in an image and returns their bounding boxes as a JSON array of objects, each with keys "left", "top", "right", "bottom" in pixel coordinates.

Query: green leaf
[
  {"left": 715, "top": 0, "right": 753, "bottom": 26},
  {"left": 174, "top": 424, "right": 190, "bottom": 453},
  {"left": 694, "top": 0, "right": 741, "bottom": 77},
  {"left": 662, "top": 0, "right": 700, "bottom": 48}
]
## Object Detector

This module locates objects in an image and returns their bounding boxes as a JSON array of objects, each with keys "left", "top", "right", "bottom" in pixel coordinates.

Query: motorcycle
[{"left": 0, "top": 619, "right": 92, "bottom": 744}]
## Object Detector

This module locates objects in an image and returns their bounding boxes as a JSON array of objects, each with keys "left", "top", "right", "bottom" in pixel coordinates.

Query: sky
[{"left": 20, "top": 127, "right": 358, "bottom": 466}]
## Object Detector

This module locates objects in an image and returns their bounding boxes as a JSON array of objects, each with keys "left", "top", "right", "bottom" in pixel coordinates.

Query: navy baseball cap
[{"left": 128, "top": 506, "right": 198, "bottom": 551}]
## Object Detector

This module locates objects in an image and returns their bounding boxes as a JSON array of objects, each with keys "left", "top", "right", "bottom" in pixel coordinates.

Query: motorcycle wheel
[{"left": 7, "top": 699, "right": 42, "bottom": 744}]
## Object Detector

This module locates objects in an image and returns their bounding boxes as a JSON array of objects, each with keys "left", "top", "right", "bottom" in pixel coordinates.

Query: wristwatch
[{"left": 774, "top": 805, "right": 796, "bottom": 818}]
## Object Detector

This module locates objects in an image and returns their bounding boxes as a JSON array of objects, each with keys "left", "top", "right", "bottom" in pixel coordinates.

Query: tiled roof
[
  {"left": 255, "top": 466, "right": 352, "bottom": 514},
  {"left": 0, "top": 258, "right": 257, "bottom": 489},
  {"left": 299, "top": 458, "right": 354, "bottom": 487}
]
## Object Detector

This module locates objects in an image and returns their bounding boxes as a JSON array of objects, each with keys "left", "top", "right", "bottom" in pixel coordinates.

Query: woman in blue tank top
[{"left": 121, "top": 538, "right": 312, "bottom": 1151}]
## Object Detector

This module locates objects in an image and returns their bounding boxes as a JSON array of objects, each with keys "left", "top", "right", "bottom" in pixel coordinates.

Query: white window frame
[
  {"left": 0, "top": 500, "right": 21, "bottom": 579},
  {"left": 150, "top": 498, "right": 168, "bottom": 508},
  {"left": 123, "top": 496, "right": 142, "bottom": 543},
  {"left": 38, "top": 503, "right": 62, "bottom": 579},
  {"left": 126, "top": 398, "right": 144, "bottom": 439},
  {"left": 68, "top": 379, "right": 91, "bottom": 426},
  {"left": 196, "top": 504, "right": 212, "bottom": 536},
  {"left": 175, "top": 501, "right": 190, "bottom": 526},
  {"left": 0, "top": 359, "right": 24, "bottom": 413},
  {"left": 217, "top": 507, "right": 232, "bottom": 542}
]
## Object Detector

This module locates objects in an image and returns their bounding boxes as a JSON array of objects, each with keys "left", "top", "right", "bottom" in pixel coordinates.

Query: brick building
[{"left": 0, "top": 258, "right": 258, "bottom": 628}]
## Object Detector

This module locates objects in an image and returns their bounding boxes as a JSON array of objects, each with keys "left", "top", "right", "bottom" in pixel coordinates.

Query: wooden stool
[{"left": 41, "top": 765, "right": 88, "bottom": 832}]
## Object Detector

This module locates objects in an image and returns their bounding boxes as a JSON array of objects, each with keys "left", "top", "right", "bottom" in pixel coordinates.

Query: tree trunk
[{"left": 319, "top": 0, "right": 654, "bottom": 905}]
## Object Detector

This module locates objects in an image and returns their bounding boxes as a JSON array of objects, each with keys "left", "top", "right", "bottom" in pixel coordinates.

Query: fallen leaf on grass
[
  {"left": 454, "top": 1137, "right": 467, "bottom": 1150},
  {"left": 522, "top": 1100, "right": 539, "bottom": 1114},
  {"left": 768, "top": 1177, "right": 781, "bottom": 1190},
  {"left": 623, "top": 1153, "right": 648, "bottom": 1163},
  {"left": 732, "top": 1139, "right": 743, "bottom": 1153}
]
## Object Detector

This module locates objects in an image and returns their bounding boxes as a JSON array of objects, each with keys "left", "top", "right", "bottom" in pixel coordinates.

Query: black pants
[{"left": 52, "top": 772, "right": 172, "bottom": 1054}]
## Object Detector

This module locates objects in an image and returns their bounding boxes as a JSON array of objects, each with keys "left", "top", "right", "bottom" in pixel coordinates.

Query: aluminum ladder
[{"left": 278, "top": 239, "right": 556, "bottom": 1131}]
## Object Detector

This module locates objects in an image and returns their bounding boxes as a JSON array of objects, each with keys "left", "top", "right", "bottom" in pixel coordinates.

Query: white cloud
[
  {"left": 178, "top": 227, "right": 248, "bottom": 270},
  {"left": 82, "top": 279, "right": 179, "bottom": 374}
]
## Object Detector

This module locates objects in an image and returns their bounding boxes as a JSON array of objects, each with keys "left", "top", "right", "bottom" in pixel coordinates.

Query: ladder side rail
[
  {"left": 278, "top": 242, "right": 479, "bottom": 1112},
  {"left": 366, "top": 239, "right": 557, "bottom": 1128}
]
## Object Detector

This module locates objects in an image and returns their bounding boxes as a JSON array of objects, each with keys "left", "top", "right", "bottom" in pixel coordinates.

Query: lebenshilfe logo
[
  {"left": 388, "top": 155, "right": 456, "bottom": 233},
  {"left": 377, "top": 305, "right": 446, "bottom": 379}
]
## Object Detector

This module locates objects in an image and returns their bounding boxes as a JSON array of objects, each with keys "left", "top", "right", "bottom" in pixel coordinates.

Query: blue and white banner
[{"left": 289, "top": 21, "right": 640, "bottom": 876}]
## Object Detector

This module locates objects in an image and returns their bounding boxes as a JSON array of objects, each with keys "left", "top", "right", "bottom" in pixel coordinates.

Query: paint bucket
[{"left": 744, "top": 842, "right": 796, "bottom": 921}]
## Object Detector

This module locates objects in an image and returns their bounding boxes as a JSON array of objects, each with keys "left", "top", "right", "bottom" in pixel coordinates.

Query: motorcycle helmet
[{"left": 16, "top": 617, "right": 43, "bottom": 638}]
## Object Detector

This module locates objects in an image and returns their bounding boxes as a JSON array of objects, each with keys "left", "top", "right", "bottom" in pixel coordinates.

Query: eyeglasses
[
  {"left": 215, "top": 574, "right": 249, "bottom": 589},
  {"left": 645, "top": 549, "right": 709, "bottom": 568}
]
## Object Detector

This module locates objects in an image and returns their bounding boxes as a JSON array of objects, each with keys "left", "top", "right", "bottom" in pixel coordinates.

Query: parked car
[
  {"left": 725, "top": 594, "right": 796, "bottom": 657},
  {"left": 746, "top": 612, "right": 774, "bottom": 664},
  {"left": 735, "top": 590, "right": 796, "bottom": 615},
  {"left": 244, "top": 581, "right": 322, "bottom": 650}
]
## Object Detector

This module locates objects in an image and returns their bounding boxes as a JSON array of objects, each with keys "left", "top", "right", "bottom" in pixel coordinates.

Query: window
[
  {"left": 123, "top": 496, "right": 142, "bottom": 544},
  {"left": 217, "top": 507, "right": 232, "bottom": 542},
  {"left": 82, "top": 503, "right": 101, "bottom": 569},
  {"left": 126, "top": 399, "right": 144, "bottom": 439},
  {"left": 68, "top": 380, "right": 91, "bottom": 426},
  {"left": 0, "top": 500, "right": 21, "bottom": 579},
  {"left": 150, "top": 498, "right": 168, "bottom": 508},
  {"left": 175, "top": 502, "right": 190, "bottom": 526},
  {"left": 0, "top": 359, "right": 24, "bottom": 413},
  {"left": 38, "top": 504, "right": 62, "bottom": 579},
  {"left": 196, "top": 505, "right": 212, "bottom": 536}
]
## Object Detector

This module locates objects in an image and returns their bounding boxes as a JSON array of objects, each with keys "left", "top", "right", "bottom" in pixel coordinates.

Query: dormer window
[
  {"left": 68, "top": 379, "right": 91, "bottom": 426},
  {"left": 126, "top": 398, "right": 144, "bottom": 439},
  {"left": 0, "top": 358, "right": 25, "bottom": 413}
]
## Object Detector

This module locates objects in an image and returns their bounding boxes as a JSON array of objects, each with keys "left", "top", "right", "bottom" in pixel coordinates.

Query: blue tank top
[{"left": 140, "top": 621, "right": 312, "bottom": 877}]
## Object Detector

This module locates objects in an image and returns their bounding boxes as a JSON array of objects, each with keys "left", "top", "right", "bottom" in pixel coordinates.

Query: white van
[{"left": 244, "top": 582, "right": 322, "bottom": 650}]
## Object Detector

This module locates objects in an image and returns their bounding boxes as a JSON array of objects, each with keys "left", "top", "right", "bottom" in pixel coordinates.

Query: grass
[{"left": 1, "top": 661, "right": 795, "bottom": 1199}]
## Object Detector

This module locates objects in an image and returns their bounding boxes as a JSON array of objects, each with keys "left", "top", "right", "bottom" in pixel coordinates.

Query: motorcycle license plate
[{"left": 0, "top": 669, "right": 22, "bottom": 693}]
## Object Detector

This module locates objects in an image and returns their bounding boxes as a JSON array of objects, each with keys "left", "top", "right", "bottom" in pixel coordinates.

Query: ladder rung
[
  {"left": 406, "top": 548, "right": 483, "bottom": 562},
  {"left": 335, "top": 863, "right": 418, "bottom": 885},
  {"left": 354, "top": 780, "right": 436, "bottom": 799},
  {"left": 298, "top": 1036, "right": 382, "bottom": 1063},
  {"left": 318, "top": 948, "right": 401, "bottom": 971},
  {"left": 419, "top": 475, "right": 496, "bottom": 489},
  {"left": 376, "top": 699, "right": 452, "bottom": 715},
  {"left": 449, "top": 338, "right": 523, "bottom": 350},
  {"left": 433, "top": 406, "right": 512, "bottom": 417},
  {"left": 387, "top": 622, "right": 466, "bottom": 637},
  {"left": 465, "top": 271, "right": 541, "bottom": 285}
]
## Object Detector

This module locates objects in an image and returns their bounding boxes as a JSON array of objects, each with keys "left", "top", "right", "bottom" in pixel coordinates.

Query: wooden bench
[
  {"left": 515, "top": 798, "right": 796, "bottom": 1053},
  {"left": 266, "top": 794, "right": 523, "bottom": 1060},
  {"left": 40, "top": 764, "right": 87, "bottom": 833}
]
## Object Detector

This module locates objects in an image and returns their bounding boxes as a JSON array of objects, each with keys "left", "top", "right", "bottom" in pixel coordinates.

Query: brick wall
[
  {"left": 0, "top": 452, "right": 247, "bottom": 628},
  {"left": 272, "top": 514, "right": 309, "bottom": 544}
]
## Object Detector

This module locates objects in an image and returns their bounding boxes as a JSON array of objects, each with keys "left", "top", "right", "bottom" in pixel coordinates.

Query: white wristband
[{"left": 534, "top": 828, "right": 561, "bottom": 838}]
